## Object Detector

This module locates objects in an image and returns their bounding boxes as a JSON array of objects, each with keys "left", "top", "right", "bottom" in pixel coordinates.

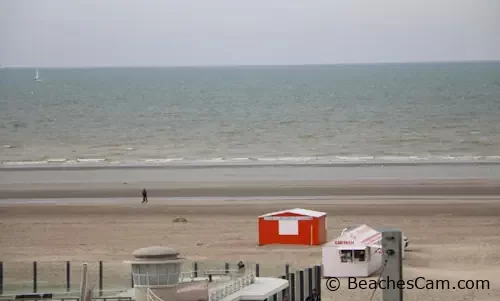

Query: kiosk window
[
  {"left": 278, "top": 220, "right": 299, "bottom": 235},
  {"left": 339, "top": 250, "right": 353, "bottom": 263},
  {"left": 354, "top": 250, "right": 366, "bottom": 262}
]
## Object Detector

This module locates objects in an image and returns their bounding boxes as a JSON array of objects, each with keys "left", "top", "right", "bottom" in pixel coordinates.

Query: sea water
[{"left": 1, "top": 62, "right": 500, "bottom": 168}]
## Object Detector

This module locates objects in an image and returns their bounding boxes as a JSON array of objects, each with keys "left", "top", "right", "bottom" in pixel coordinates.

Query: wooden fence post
[
  {"left": 314, "top": 265, "right": 322, "bottom": 297},
  {"left": 285, "top": 264, "right": 291, "bottom": 298},
  {"left": 0, "top": 261, "right": 3, "bottom": 295},
  {"left": 99, "top": 261, "right": 103, "bottom": 296},
  {"left": 33, "top": 261, "right": 37, "bottom": 293},
  {"left": 66, "top": 261, "right": 70, "bottom": 292},
  {"left": 307, "top": 267, "right": 313, "bottom": 297},
  {"left": 298, "top": 270, "right": 304, "bottom": 301}
]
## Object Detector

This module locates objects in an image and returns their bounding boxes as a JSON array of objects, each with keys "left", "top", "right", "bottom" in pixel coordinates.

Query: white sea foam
[
  {"left": 2, "top": 160, "right": 48, "bottom": 165},
  {"left": 335, "top": 156, "right": 374, "bottom": 161},
  {"left": 2, "top": 155, "right": 500, "bottom": 168},
  {"left": 140, "top": 158, "right": 185, "bottom": 164},
  {"left": 46, "top": 158, "right": 68, "bottom": 163},
  {"left": 76, "top": 158, "right": 107, "bottom": 163}
]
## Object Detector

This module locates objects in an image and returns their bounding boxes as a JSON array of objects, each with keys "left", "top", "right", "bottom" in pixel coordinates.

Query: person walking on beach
[{"left": 141, "top": 188, "right": 148, "bottom": 204}]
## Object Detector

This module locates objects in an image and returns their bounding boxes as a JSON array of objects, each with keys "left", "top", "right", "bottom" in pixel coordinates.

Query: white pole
[{"left": 79, "top": 263, "right": 88, "bottom": 301}]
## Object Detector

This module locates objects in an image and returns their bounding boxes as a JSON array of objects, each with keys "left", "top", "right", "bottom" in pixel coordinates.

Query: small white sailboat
[{"left": 34, "top": 68, "right": 41, "bottom": 82}]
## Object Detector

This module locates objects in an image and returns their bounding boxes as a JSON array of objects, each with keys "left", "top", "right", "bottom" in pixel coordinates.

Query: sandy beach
[
  {"left": 1, "top": 185, "right": 500, "bottom": 301},
  {"left": 2, "top": 12, "right": 499, "bottom": 301}
]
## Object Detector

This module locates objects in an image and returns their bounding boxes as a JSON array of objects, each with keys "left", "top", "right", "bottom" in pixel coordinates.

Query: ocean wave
[
  {"left": 2, "top": 155, "right": 500, "bottom": 168},
  {"left": 76, "top": 158, "right": 107, "bottom": 163}
]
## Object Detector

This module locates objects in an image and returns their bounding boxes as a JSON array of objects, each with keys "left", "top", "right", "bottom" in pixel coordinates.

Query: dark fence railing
[{"left": 0, "top": 260, "right": 322, "bottom": 301}]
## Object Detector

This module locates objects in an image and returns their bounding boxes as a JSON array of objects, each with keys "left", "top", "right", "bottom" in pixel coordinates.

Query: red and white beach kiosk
[
  {"left": 322, "top": 224, "right": 383, "bottom": 278},
  {"left": 257, "top": 208, "right": 327, "bottom": 246}
]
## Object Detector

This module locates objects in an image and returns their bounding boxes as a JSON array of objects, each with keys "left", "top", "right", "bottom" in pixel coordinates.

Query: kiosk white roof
[
  {"left": 258, "top": 208, "right": 326, "bottom": 218},
  {"left": 326, "top": 224, "right": 382, "bottom": 247}
]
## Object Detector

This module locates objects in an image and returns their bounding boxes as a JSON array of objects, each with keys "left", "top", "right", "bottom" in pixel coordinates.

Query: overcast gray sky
[{"left": 1, "top": 0, "right": 499, "bottom": 67}]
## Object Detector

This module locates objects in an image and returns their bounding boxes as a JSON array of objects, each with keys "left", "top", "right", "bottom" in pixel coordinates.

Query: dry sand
[{"left": 1, "top": 195, "right": 500, "bottom": 301}]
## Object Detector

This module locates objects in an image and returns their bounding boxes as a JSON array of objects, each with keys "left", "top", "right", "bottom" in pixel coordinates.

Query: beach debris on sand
[{"left": 173, "top": 217, "right": 188, "bottom": 223}]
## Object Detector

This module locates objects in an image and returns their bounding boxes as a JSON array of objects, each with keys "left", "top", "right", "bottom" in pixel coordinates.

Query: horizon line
[{"left": 2, "top": 59, "right": 499, "bottom": 69}]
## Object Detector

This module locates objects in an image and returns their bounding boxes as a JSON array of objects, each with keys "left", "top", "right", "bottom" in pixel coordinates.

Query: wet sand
[
  {"left": 2, "top": 178, "right": 500, "bottom": 199},
  {"left": 1, "top": 194, "right": 500, "bottom": 300}
]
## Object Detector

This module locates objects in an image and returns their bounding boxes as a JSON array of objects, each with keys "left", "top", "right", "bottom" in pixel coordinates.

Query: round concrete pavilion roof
[
  {"left": 133, "top": 246, "right": 179, "bottom": 259},
  {"left": 125, "top": 246, "right": 185, "bottom": 264}
]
